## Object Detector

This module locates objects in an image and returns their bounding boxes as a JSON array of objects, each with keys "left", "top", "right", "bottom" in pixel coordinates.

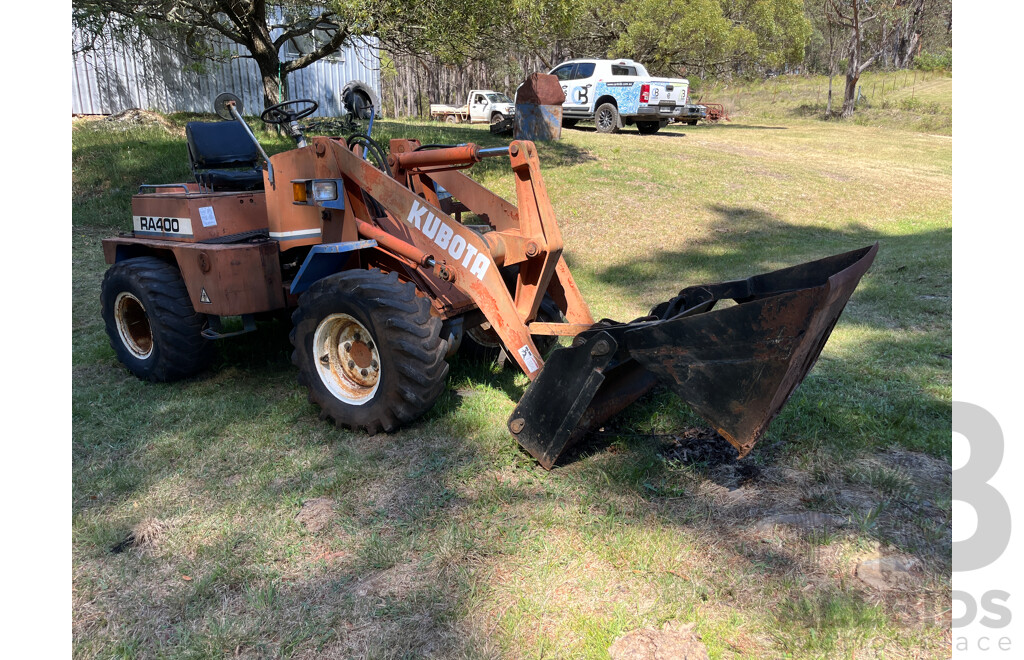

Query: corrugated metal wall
[{"left": 72, "top": 26, "right": 381, "bottom": 117}]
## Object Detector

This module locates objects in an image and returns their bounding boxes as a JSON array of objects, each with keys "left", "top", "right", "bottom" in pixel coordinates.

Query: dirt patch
[
  {"left": 296, "top": 497, "right": 336, "bottom": 533},
  {"left": 609, "top": 620, "right": 709, "bottom": 660},
  {"left": 661, "top": 428, "right": 740, "bottom": 467},
  {"left": 351, "top": 562, "right": 422, "bottom": 599},
  {"left": 753, "top": 511, "right": 847, "bottom": 533},
  {"left": 102, "top": 108, "right": 181, "bottom": 134},
  {"left": 856, "top": 555, "right": 922, "bottom": 591}
]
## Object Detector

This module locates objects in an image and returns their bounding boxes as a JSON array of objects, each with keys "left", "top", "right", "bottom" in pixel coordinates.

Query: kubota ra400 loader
[{"left": 100, "top": 93, "right": 877, "bottom": 468}]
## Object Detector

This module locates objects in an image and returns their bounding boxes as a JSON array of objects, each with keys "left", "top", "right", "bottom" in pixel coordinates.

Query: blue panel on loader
[{"left": 290, "top": 240, "right": 378, "bottom": 295}]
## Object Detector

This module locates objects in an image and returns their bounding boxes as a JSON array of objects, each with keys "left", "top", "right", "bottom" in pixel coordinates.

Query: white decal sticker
[
  {"left": 200, "top": 288, "right": 211, "bottom": 304},
  {"left": 517, "top": 345, "right": 540, "bottom": 373},
  {"left": 405, "top": 200, "right": 491, "bottom": 281},
  {"left": 199, "top": 206, "right": 217, "bottom": 228},
  {"left": 133, "top": 215, "right": 194, "bottom": 237}
]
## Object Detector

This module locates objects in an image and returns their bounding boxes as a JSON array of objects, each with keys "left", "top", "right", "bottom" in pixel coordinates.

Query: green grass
[
  {"left": 695, "top": 70, "right": 953, "bottom": 134},
  {"left": 73, "top": 91, "right": 951, "bottom": 658}
]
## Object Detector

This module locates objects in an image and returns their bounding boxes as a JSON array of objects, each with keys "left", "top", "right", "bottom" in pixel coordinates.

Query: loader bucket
[{"left": 509, "top": 243, "right": 878, "bottom": 469}]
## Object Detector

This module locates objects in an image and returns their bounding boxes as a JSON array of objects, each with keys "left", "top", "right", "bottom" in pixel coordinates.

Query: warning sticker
[
  {"left": 517, "top": 345, "right": 540, "bottom": 373},
  {"left": 199, "top": 206, "right": 217, "bottom": 228},
  {"left": 200, "top": 288, "right": 212, "bottom": 304}
]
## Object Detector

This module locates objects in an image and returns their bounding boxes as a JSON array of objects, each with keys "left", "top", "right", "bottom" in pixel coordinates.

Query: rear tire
[
  {"left": 445, "top": 115, "right": 459, "bottom": 124},
  {"left": 595, "top": 103, "right": 621, "bottom": 134},
  {"left": 100, "top": 256, "right": 213, "bottom": 382},
  {"left": 290, "top": 269, "right": 449, "bottom": 434}
]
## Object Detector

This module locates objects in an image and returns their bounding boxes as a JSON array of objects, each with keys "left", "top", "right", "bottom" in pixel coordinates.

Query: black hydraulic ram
[{"left": 509, "top": 243, "right": 879, "bottom": 469}]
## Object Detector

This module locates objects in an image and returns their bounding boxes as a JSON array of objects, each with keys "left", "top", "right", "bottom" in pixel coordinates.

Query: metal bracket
[{"left": 202, "top": 314, "right": 257, "bottom": 340}]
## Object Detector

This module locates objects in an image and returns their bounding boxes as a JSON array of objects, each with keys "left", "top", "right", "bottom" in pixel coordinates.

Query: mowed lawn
[{"left": 72, "top": 76, "right": 951, "bottom": 659}]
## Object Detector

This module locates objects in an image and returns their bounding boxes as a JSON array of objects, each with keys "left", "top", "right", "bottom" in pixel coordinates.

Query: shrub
[{"left": 915, "top": 49, "right": 952, "bottom": 72}]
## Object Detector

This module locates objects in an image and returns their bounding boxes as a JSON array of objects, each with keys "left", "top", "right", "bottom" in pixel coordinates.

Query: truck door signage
[{"left": 572, "top": 85, "right": 591, "bottom": 105}]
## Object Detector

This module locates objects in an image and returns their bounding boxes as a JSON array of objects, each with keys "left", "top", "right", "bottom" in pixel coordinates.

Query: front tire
[
  {"left": 100, "top": 256, "right": 213, "bottom": 382},
  {"left": 290, "top": 269, "right": 449, "bottom": 434},
  {"left": 562, "top": 118, "right": 578, "bottom": 128},
  {"left": 490, "top": 112, "right": 505, "bottom": 125},
  {"left": 594, "top": 103, "right": 621, "bottom": 134}
]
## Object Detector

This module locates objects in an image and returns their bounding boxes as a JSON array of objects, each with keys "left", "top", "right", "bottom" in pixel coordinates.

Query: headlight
[{"left": 313, "top": 180, "right": 338, "bottom": 201}]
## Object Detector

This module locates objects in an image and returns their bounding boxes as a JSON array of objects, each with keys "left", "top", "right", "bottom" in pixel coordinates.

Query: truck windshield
[{"left": 487, "top": 93, "right": 512, "bottom": 103}]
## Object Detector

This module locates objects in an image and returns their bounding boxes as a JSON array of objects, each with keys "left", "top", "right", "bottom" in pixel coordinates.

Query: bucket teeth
[{"left": 509, "top": 243, "right": 878, "bottom": 468}]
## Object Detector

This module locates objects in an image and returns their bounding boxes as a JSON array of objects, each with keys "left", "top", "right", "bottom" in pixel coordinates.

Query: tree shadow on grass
[
  {"left": 690, "top": 122, "right": 789, "bottom": 130},
  {"left": 565, "top": 124, "right": 692, "bottom": 138}
]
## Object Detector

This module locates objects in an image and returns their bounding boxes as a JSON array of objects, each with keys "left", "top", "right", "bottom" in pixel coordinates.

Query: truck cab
[
  {"left": 468, "top": 90, "right": 514, "bottom": 123},
  {"left": 430, "top": 90, "right": 516, "bottom": 124},
  {"left": 548, "top": 59, "right": 706, "bottom": 134}
]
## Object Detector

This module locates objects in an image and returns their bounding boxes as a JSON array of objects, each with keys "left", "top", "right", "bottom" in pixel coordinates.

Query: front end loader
[{"left": 100, "top": 93, "right": 877, "bottom": 468}]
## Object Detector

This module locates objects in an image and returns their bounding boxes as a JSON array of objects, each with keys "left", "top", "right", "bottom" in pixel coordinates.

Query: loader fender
[{"left": 290, "top": 240, "right": 378, "bottom": 295}]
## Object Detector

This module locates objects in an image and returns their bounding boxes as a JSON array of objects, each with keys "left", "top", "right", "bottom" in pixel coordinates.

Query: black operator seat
[{"left": 185, "top": 121, "right": 265, "bottom": 192}]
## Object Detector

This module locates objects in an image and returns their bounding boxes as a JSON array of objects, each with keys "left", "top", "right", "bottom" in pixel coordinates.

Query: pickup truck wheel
[
  {"left": 290, "top": 269, "right": 449, "bottom": 435},
  {"left": 445, "top": 115, "right": 459, "bottom": 124},
  {"left": 687, "top": 119, "right": 699, "bottom": 125},
  {"left": 490, "top": 112, "right": 505, "bottom": 125},
  {"left": 595, "top": 103, "right": 621, "bottom": 134},
  {"left": 637, "top": 121, "right": 662, "bottom": 135},
  {"left": 101, "top": 256, "right": 213, "bottom": 382}
]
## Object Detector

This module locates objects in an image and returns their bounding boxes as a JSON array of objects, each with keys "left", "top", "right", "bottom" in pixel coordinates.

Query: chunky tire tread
[
  {"left": 290, "top": 269, "right": 449, "bottom": 434},
  {"left": 100, "top": 256, "right": 213, "bottom": 382}
]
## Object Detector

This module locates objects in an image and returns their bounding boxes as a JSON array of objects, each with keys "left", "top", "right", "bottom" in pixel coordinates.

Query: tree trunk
[
  {"left": 826, "top": 75, "right": 834, "bottom": 117},
  {"left": 258, "top": 62, "right": 282, "bottom": 110},
  {"left": 841, "top": 73, "right": 859, "bottom": 118}
]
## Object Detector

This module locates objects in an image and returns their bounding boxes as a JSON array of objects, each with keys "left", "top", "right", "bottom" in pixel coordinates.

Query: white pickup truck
[
  {"left": 548, "top": 59, "right": 706, "bottom": 134},
  {"left": 429, "top": 90, "right": 516, "bottom": 125}
]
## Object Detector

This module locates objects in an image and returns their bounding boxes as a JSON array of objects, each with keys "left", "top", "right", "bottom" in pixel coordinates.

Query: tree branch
[{"left": 281, "top": 25, "right": 350, "bottom": 73}]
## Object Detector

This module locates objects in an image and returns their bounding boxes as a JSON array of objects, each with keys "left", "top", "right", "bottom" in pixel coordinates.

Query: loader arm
[{"left": 314, "top": 136, "right": 587, "bottom": 378}]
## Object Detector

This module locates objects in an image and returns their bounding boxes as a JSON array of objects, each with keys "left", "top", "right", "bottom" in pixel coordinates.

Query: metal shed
[{"left": 72, "top": 22, "right": 381, "bottom": 117}]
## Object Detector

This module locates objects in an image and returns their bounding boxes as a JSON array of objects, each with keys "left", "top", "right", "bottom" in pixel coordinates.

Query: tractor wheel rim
[
  {"left": 114, "top": 292, "right": 154, "bottom": 360},
  {"left": 466, "top": 321, "right": 501, "bottom": 348},
  {"left": 313, "top": 313, "right": 381, "bottom": 405}
]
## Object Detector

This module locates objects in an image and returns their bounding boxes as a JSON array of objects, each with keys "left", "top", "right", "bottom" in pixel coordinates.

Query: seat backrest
[{"left": 186, "top": 121, "right": 260, "bottom": 169}]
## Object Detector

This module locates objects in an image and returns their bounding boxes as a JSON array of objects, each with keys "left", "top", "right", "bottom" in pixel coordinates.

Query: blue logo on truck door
[{"left": 571, "top": 85, "right": 591, "bottom": 104}]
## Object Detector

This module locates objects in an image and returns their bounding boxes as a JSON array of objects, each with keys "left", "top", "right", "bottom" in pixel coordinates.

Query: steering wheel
[{"left": 260, "top": 99, "right": 319, "bottom": 124}]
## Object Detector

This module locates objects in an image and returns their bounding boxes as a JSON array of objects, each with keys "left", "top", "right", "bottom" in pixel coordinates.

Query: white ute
[
  {"left": 548, "top": 58, "right": 706, "bottom": 134},
  {"left": 430, "top": 90, "right": 516, "bottom": 125}
]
